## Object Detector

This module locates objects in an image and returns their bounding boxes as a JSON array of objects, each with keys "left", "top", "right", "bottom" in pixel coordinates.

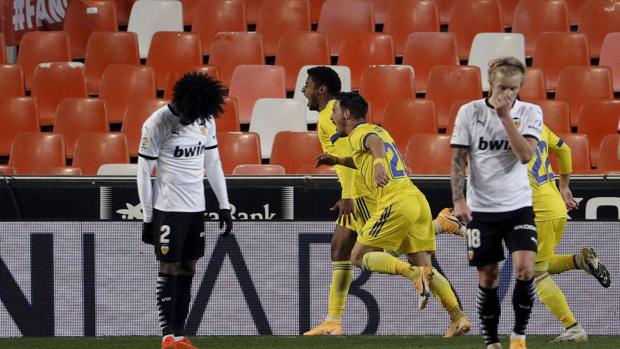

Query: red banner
[{"left": 1, "top": 0, "right": 69, "bottom": 45}]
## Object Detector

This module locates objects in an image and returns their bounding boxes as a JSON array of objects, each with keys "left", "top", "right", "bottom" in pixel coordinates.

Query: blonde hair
[{"left": 488, "top": 57, "right": 526, "bottom": 85}]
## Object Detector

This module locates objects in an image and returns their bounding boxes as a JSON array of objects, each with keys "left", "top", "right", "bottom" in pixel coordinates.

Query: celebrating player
[{"left": 137, "top": 72, "right": 233, "bottom": 349}]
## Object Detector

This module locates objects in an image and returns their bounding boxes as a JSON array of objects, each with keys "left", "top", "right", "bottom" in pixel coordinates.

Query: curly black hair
[
  {"left": 172, "top": 72, "right": 225, "bottom": 122},
  {"left": 307, "top": 66, "right": 342, "bottom": 96}
]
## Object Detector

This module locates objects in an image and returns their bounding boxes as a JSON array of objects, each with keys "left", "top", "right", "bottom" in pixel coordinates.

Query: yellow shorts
[
  {"left": 335, "top": 196, "right": 377, "bottom": 232},
  {"left": 535, "top": 217, "right": 567, "bottom": 271},
  {"left": 357, "top": 193, "right": 436, "bottom": 254}
]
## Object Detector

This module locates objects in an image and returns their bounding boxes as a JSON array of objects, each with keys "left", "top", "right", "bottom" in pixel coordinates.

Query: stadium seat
[
  {"left": 127, "top": 0, "right": 183, "bottom": 58},
  {"left": 555, "top": 66, "right": 613, "bottom": 128},
  {"left": 296, "top": 164, "right": 337, "bottom": 175},
  {"left": 468, "top": 33, "right": 526, "bottom": 91},
  {"left": 181, "top": 0, "right": 200, "bottom": 26},
  {"left": 567, "top": 0, "right": 587, "bottom": 26},
  {"left": 256, "top": 0, "right": 311, "bottom": 57},
  {"left": 35, "top": 166, "right": 83, "bottom": 175},
  {"left": 9, "top": 133, "right": 66, "bottom": 174},
  {"left": 228, "top": 65, "right": 286, "bottom": 124},
  {"left": 164, "top": 65, "right": 220, "bottom": 100},
  {"left": 382, "top": 0, "right": 440, "bottom": 57},
  {"left": 519, "top": 68, "right": 546, "bottom": 102},
  {"left": 425, "top": 65, "right": 482, "bottom": 129},
  {"left": 84, "top": 32, "right": 140, "bottom": 95},
  {"left": 317, "top": 0, "right": 374, "bottom": 56},
  {"left": 232, "top": 164, "right": 286, "bottom": 175},
  {"left": 63, "top": 0, "right": 118, "bottom": 59},
  {"left": 382, "top": 99, "right": 438, "bottom": 151},
  {"left": 532, "top": 33, "right": 590, "bottom": 92},
  {"left": 31, "top": 63, "right": 88, "bottom": 126},
  {"left": 73, "top": 132, "right": 130, "bottom": 175},
  {"left": 576, "top": 100, "right": 620, "bottom": 168},
  {"left": 97, "top": 163, "right": 138, "bottom": 176},
  {"left": 146, "top": 32, "right": 203, "bottom": 91},
  {"left": 0, "top": 65, "right": 24, "bottom": 97},
  {"left": 338, "top": 32, "right": 395, "bottom": 90},
  {"left": 499, "top": 0, "right": 519, "bottom": 28},
  {"left": 0, "top": 165, "right": 14, "bottom": 175},
  {"left": 54, "top": 98, "right": 110, "bottom": 158},
  {"left": 360, "top": 65, "right": 415, "bottom": 125},
  {"left": 310, "top": 0, "right": 324, "bottom": 23},
  {"left": 512, "top": 0, "right": 570, "bottom": 57},
  {"left": 0, "top": 97, "right": 39, "bottom": 156},
  {"left": 216, "top": 132, "right": 262, "bottom": 174},
  {"left": 99, "top": 64, "right": 157, "bottom": 123},
  {"left": 269, "top": 131, "right": 322, "bottom": 173},
  {"left": 599, "top": 33, "right": 620, "bottom": 92},
  {"left": 248, "top": 98, "right": 307, "bottom": 158},
  {"left": 293, "top": 65, "right": 352, "bottom": 123},
  {"left": 110, "top": 0, "right": 131, "bottom": 26},
  {"left": 534, "top": 100, "right": 571, "bottom": 135},
  {"left": 245, "top": 0, "right": 265, "bottom": 24},
  {"left": 275, "top": 32, "right": 330, "bottom": 92},
  {"left": 446, "top": 99, "right": 474, "bottom": 135},
  {"left": 402, "top": 32, "right": 459, "bottom": 94},
  {"left": 578, "top": 0, "right": 620, "bottom": 59},
  {"left": 191, "top": 0, "right": 247, "bottom": 56},
  {"left": 121, "top": 97, "right": 169, "bottom": 157},
  {"left": 554, "top": 133, "right": 593, "bottom": 173},
  {"left": 448, "top": 0, "right": 504, "bottom": 61},
  {"left": 215, "top": 97, "right": 241, "bottom": 132},
  {"left": 16, "top": 31, "right": 71, "bottom": 90},
  {"left": 597, "top": 134, "right": 620, "bottom": 173},
  {"left": 0, "top": 33, "right": 5, "bottom": 64},
  {"left": 435, "top": 0, "right": 457, "bottom": 25},
  {"left": 208, "top": 32, "right": 265, "bottom": 87},
  {"left": 404, "top": 134, "right": 452, "bottom": 175}
]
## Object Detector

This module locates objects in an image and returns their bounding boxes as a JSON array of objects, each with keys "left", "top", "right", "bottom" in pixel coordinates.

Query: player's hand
[
  {"left": 453, "top": 199, "right": 472, "bottom": 224},
  {"left": 495, "top": 91, "right": 514, "bottom": 120},
  {"left": 560, "top": 186, "right": 579, "bottom": 211},
  {"left": 331, "top": 199, "right": 356, "bottom": 226},
  {"left": 374, "top": 162, "right": 390, "bottom": 187},
  {"left": 315, "top": 153, "right": 338, "bottom": 167},
  {"left": 219, "top": 209, "right": 233, "bottom": 236},
  {"left": 141, "top": 222, "right": 154, "bottom": 245}
]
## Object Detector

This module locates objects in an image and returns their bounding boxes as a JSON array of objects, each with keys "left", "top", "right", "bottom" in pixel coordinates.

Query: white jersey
[{"left": 451, "top": 98, "right": 543, "bottom": 212}]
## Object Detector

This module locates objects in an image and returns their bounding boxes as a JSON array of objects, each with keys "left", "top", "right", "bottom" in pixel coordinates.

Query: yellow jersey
[
  {"left": 528, "top": 125, "right": 572, "bottom": 221},
  {"left": 317, "top": 100, "right": 369, "bottom": 199},
  {"left": 348, "top": 122, "right": 421, "bottom": 203}
]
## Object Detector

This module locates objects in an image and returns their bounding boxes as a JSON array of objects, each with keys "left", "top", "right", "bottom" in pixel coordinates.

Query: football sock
[
  {"left": 174, "top": 274, "right": 193, "bottom": 336},
  {"left": 513, "top": 278, "right": 535, "bottom": 335},
  {"left": 548, "top": 254, "right": 577, "bottom": 274},
  {"left": 432, "top": 255, "right": 463, "bottom": 308},
  {"left": 535, "top": 273, "right": 577, "bottom": 328},
  {"left": 361, "top": 251, "right": 416, "bottom": 280},
  {"left": 429, "top": 270, "right": 463, "bottom": 320},
  {"left": 478, "top": 286, "right": 501, "bottom": 345},
  {"left": 327, "top": 261, "right": 353, "bottom": 320},
  {"left": 433, "top": 221, "right": 441, "bottom": 235},
  {"left": 157, "top": 272, "right": 177, "bottom": 337}
]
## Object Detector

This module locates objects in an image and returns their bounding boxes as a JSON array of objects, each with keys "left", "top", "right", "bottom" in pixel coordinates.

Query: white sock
[
  {"left": 325, "top": 316, "right": 340, "bottom": 322},
  {"left": 174, "top": 336, "right": 184, "bottom": 342},
  {"left": 511, "top": 332, "right": 526, "bottom": 340},
  {"left": 433, "top": 221, "right": 442, "bottom": 234}
]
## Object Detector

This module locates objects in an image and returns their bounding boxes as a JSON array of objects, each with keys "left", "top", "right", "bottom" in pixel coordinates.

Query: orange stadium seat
[
  {"left": 256, "top": 0, "right": 311, "bottom": 56},
  {"left": 121, "top": 97, "right": 169, "bottom": 157},
  {"left": 554, "top": 133, "right": 593, "bottom": 173},
  {"left": 110, "top": 0, "right": 131, "bottom": 26},
  {"left": 534, "top": 100, "right": 571, "bottom": 135},
  {"left": 85, "top": 32, "right": 140, "bottom": 95},
  {"left": 426, "top": 65, "right": 482, "bottom": 129},
  {"left": 338, "top": 32, "right": 395, "bottom": 90},
  {"left": 435, "top": 0, "right": 457, "bottom": 25},
  {"left": 216, "top": 132, "right": 262, "bottom": 174},
  {"left": 245, "top": 0, "right": 265, "bottom": 24},
  {"left": 405, "top": 134, "right": 452, "bottom": 175},
  {"left": 360, "top": 65, "right": 415, "bottom": 125},
  {"left": 532, "top": 33, "right": 590, "bottom": 92},
  {"left": 164, "top": 65, "right": 219, "bottom": 100},
  {"left": 578, "top": 0, "right": 620, "bottom": 59},
  {"left": 0, "top": 97, "right": 39, "bottom": 156},
  {"left": 269, "top": 131, "right": 322, "bottom": 174},
  {"left": 275, "top": 31, "right": 330, "bottom": 91},
  {"left": 228, "top": 65, "right": 286, "bottom": 124},
  {"left": 296, "top": 164, "right": 337, "bottom": 175},
  {"left": 512, "top": 0, "right": 570, "bottom": 57},
  {"left": 208, "top": 32, "right": 265, "bottom": 86},
  {"left": 576, "top": 100, "right": 620, "bottom": 168},
  {"left": 317, "top": 0, "right": 374, "bottom": 56},
  {"left": 147, "top": 32, "right": 203, "bottom": 90},
  {"left": 34, "top": 166, "right": 83, "bottom": 176},
  {"left": 31, "top": 63, "right": 88, "bottom": 126},
  {"left": 402, "top": 32, "right": 459, "bottom": 94},
  {"left": 599, "top": 33, "right": 620, "bottom": 92},
  {"left": 233, "top": 164, "right": 286, "bottom": 175},
  {"left": 0, "top": 165, "right": 15, "bottom": 175},
  {"left": 9, "top": 133, "right": 66, "bottom": 174},
  {"left": 73, "top": 132, "right": 129, "bottom": 175},
  {"left": 310, "top": 0, "right": 324, "bottom": 23},
  {"left": 99, "top": 64, "right": 157, "bottom": 123},
  {"left": 597, "top": 135, "right": 620, "bottom": 174},
  {"left": 0, "top": 65, "right": 25, "bottom": 97},
  {"left": 191, "top": 0, "right": 247, "bottom": 56},
  {"left": 0, "top": 33, "right": 6, "bottom": 64},
  {"left": 446, "top": 99, "right": 474, "bottom": 135},
  {"left": 372, "top": 0, "right": 390, "bottom": 24},
  {"left": 555, "top": 66, "right": 613, "bottom": 127},
  {"left": 63, "top": 0, "right": 118, "bottom": 59},
  {"left": 382, "top": 99, "right": 438, "bottom": 151},
  {"left": 383, "top": 0, "right": 440, "bottom": 57},
  {"left": 448, "top": 0, "right": 504, "bottom": 61},
  {"left": 519, "top": 68, "right": 546, "bottom": 102},
  {"left": 215, "top": 97, "right": 241, "bottom": 132},
  {"left": 499, "top": 0, "right": 519, "bottom": 28},
  {"left": 53, "top": 98, "right": 110, "bottom": 158},
  {"left": 17, "top": 31, "right": 71, "bottom": 90},
  {"left": 182, "top": 0, "right": 200, "bottom": 26},
  {"left": 567, "top": 0, "right": 587, "bottom": 26}
]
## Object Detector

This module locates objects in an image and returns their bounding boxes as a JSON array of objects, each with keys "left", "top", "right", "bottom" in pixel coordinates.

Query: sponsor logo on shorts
[
  {"left": 200, "top": 231, "right": 206, "bottom": 237},
  {"left": 514, "top": 224, "right": 537, "bottom": 232},
  {"left": 160, "top": 245, "right": 169, "bottom": 255}
]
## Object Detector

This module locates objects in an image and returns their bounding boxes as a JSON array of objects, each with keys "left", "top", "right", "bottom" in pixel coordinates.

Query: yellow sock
[
  {"left": 361, "top": 251, "right": 416, "bottom": 280},
  {"left": 327, "top": 261, "right": 353, "bottom": 320},
  {"left": 429, "top": 269, "right": 463, "bottom": 320},
  {"left": 549, "top": 254, "right": 576, "bottom": 274},
  {"left": 535, "top": 273, "right": 577, "bottom": 328}
]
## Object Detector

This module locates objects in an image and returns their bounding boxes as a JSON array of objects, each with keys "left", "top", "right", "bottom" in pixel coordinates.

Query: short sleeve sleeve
[
  {"left": 450, "top": 105, "right": 471, "bottom": 148},
  {"left": 521, "top": 105, "right": 543, "bottom": 141},
  {"left": 138, "top": 123, "right": 160, "bottom": 159}
]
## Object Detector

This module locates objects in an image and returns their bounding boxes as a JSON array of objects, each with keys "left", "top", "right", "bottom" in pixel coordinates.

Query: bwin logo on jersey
[
  {"left": 478, "top": 137, "right": 511, "bottom": 151},
  {"left": 173, "top": 142, "right": 207, "bottom": 157}
]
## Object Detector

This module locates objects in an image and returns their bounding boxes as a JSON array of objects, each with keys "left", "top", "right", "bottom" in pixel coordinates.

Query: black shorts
[
  {"left": 153, "top": 209, "right": 205, "bottom": 262},
  {"left": 466, "top": 206, "right": 537, "bottom": 267}
]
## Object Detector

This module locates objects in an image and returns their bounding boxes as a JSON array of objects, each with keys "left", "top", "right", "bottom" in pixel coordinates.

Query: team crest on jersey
[
  {"left": 199, "top": 127, "right": 206, "bottom": 135},
  {"left": 513, "top": 119, "right": 521, "bottom": 128},
  {"left": 160, "top": 245, "right": 169, "bottom": 255},
  {"left": 141, "top": 137, "right": 149, "bottom": 149}
]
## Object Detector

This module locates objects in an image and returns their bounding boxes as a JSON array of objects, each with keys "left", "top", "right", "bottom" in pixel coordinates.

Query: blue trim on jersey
[
  {"left": 557, "top": 139, "right": 564, "bottom": 147},
  {"left": 330, "top": 133, "right": 340, "bottom": 144},
  {"left": 362, "top": 132, "right": 378, "bottom": 150}
]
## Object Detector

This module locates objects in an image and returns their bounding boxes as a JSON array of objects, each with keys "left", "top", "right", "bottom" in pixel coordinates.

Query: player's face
[
  {"left": 302, "top": 77, "right": 321, "bottom": 111},
  {"left": 331, "top": 100, "right": 349, "bottom": 136},
  {"left": 489, "top": 72, "right": 523, "bottom": 105}
]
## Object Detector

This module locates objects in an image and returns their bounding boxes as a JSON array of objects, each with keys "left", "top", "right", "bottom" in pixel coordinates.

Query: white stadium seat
[
  {"left": 248, "top": 98, "right": 307, "bottom": 158},
  {"left": 127, "top": 0, "right": 184, "bottom": 59},
  {"left": 468, "top": 33, "right": 526, "bottom": 91}
]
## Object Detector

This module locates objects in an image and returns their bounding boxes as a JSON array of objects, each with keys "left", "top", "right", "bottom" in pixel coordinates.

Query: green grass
[{"left": 1, "top": 336, "right": 619, "bottom": 349}]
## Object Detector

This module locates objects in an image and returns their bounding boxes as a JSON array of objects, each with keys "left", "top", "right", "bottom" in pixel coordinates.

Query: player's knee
[
  {"left": 331, "top": 241, "right": 352, "bottom": 261},
  {"left": 349, "top": 250, "right": 364, "bottom": 268},
  {"left": 159, "top": 262, "right": 180, "bottom": 275},
  {"left": 514, "top": 265, "right": 535, "bottom": 280},
  {"left": 478, "top": 267, "right": 499, "bottom": 288},
  {"left": 179, "top": 260, "right": 197, "bottom": 276}
]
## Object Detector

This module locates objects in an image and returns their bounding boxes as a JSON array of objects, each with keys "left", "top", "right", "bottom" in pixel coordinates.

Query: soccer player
[
  {"left": 315, "top": 92, "right": 470, "bottom": 336},
  {"left": 451, "top": 57, "right": 541, "bottom": 349},
  {"left": 529, "top": 124, "right": 611, "bottom": 342},
  {"left": 137, "top": 72, "right": 233, "bottom": 349}
]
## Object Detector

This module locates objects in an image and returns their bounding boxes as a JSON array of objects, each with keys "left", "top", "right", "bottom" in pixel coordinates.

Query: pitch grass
[{"left": 1, "top": 336, "right": 620, "bottom": 349}]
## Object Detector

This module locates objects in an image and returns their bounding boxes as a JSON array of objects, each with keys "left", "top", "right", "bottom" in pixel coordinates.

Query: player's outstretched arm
[
  {"left": 315, "top": 153, "right": 356, "bottom": 169},
  {"left": 451, "top": 148, "right": 472, "bottom": 223},
  {"left": 137, "top": 156, "right": 156, "bottom": 244},
  {"left": 204, "top": 147, "right": 232, "bottom": 235}
]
